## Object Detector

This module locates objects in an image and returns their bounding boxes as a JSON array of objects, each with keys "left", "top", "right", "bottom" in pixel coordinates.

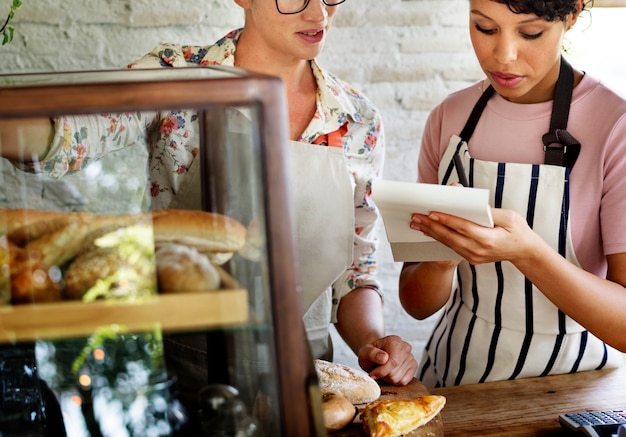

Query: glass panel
[
  {"left": 0, "top": 84, "right": 282, "bottom": 435},
  {"left": 200, "top": 106, "right": 280, "bottom": 435}
]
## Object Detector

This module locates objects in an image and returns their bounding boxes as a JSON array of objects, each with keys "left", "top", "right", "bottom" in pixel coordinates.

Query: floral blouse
[{"left": 29, "top": 29, "right": 385, "bottom": 319}]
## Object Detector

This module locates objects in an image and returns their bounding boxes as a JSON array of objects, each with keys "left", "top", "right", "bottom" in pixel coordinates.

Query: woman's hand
[
  {"left": 335, "top": 288, "right": 418, "bottom": 386},
  {"left": 409, "top": 207, "right": 542, "bottom": 265},
  {"left": 357, "top": 335, "right": 418, "bottom": 386},
  {"left": 407, "top": 207, "right": 626, "bottom": 352}
]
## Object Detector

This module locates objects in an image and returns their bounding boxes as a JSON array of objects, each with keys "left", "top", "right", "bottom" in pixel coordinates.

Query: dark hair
[{"left": 493, "top": 0, "right": 593, "bottom": 22}]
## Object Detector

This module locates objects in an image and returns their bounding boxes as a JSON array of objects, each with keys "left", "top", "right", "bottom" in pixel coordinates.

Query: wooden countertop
[{"left": 430, "top": 367, "right": 626, "bottom": 436}]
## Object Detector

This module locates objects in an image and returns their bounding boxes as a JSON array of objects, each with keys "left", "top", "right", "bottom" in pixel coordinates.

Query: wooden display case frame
[{"left": 0, "top": 67, "right": 324, "bottom": 436}]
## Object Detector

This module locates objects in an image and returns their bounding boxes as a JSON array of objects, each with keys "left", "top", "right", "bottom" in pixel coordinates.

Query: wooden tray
[
  {"left": 332, "top": 378, "right": 444, "bottom": 437},
  {"left": 0, "top": 269, "right": 248, "bottom": 342},
  {"left": 0, "top": 289, "right": 248, "bottom": 342}
]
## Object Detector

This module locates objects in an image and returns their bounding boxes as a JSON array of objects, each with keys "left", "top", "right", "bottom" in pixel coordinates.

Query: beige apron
[{"left": 288, "top": 141, "right": 354, "bottom": 360}]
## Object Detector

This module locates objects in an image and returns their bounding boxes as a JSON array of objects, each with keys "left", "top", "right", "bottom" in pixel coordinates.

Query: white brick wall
[{"left": 2, "top": 0, "right": 624, "bottom": 370}]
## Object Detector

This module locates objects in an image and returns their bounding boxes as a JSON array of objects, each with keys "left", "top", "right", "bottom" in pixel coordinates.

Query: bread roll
[
  {"left": 11, "top": 261, "right": 63, "bottom": 303},
  {"left": 314, "top": 359, "right": 381, "bottom": 405},
  {"left": 63, "top": 224, "right": 157, "bottom": 300},
  {"left": 63, "top": 246, "right": 152, "bottom": 300},
  {"left": 9, "top": 213, "right": 91, "bottom": 303},
  {"left": 322, "top": 392, "right": 358, "bottom": 432},
  {"left": 155, "top": 243, "right": 221, "bottom": 292},
  {"left": 152, "top": 209, "right": 246, "bottom": 265}
]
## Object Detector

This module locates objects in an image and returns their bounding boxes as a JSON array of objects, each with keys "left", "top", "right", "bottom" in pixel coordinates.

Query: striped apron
[{"left": 418, "top": 60, "right": 623, "bottom": 387}]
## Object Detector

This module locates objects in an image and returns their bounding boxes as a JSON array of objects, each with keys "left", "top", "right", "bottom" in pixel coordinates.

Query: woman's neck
[{"left": 235, "top": 29, "right": 318, "bottom": 140}]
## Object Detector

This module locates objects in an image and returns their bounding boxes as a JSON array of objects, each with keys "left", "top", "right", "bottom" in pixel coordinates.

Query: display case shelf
[{"left": 0, "top": 289, "right": 248, "bottom": 343}]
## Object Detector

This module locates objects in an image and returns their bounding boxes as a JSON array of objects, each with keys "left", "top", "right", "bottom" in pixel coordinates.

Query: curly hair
[{"left": 493, "top": 0, "right": 593, "bottom": 21}]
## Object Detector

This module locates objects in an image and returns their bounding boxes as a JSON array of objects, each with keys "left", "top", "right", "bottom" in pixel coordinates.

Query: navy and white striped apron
[{"left": 418, "top": 60, "right": 623, "bottom": 388}]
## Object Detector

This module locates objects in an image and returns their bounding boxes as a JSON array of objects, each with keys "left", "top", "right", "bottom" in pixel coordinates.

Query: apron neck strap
[
  {"left": 459, "top": 57, "right": 580, "bottom": 169},
  {"left": 541, "top": 57, "right": 581, "bottom": 168},
  {"left": 459, "top": 85, "right": 495, "bottom": 143}
]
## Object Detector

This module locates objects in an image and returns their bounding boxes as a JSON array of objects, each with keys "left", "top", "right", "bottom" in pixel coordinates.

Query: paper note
[{"left": 372, "top": 179, "right": 493, "bottom": 261}]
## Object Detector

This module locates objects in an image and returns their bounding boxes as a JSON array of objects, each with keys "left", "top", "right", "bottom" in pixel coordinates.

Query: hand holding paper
[{"left": 372, "top": 180, "right": 493, "bottom": 261}]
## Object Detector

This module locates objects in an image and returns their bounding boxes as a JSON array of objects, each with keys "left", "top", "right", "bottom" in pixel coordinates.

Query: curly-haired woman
[{"left": 399, "top": 0, "right": 626, "bottom": 387}]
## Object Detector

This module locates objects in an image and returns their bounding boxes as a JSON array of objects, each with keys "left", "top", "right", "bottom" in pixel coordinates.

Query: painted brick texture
[{"left": 0, "top": 0, "right": 481, "bottom": 369}]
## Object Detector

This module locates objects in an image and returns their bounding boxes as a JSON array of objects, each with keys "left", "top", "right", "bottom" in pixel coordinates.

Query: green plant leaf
[
  {"left": 1, "top": 0, "right": 22, "bottom": 45},
  {"left": 2, "top": 27, "right": 14, "bottom": 45}
]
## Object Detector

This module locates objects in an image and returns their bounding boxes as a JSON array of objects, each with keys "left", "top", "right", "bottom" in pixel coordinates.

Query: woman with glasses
[
  {"left": 128, "top": 0, "right": 416, "bottom": 390},
  {"left": 399, "top": 0, "right": 626, "bottom": 388}
]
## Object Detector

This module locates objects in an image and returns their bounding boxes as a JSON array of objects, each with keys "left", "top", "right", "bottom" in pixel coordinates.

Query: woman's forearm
[
  {"left": 335, "top": 287, "right": 385, "bottom": 355},
  {"left": 0, "top": 117, "right": 54, "bottom": 161}
]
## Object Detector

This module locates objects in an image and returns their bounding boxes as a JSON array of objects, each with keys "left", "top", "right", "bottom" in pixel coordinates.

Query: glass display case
[{"left": 0, "top": 67, "right": 325, "bottom": 436}]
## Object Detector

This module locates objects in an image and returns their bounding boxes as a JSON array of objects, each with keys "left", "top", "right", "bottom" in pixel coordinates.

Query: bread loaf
[
  {"left": 314, "top": 359, "right": 381, "bottom": 405},
  {"left": 152, "top": 209, "right": 246, "bottom": 265},
  {"left": 10, "top": 261, "right": 63, "bottom": 303}
]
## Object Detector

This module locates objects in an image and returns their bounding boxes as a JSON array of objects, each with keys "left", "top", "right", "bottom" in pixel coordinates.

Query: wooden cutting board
[{"left": 331, "top": 378, "right": 444, "bottom": 436}]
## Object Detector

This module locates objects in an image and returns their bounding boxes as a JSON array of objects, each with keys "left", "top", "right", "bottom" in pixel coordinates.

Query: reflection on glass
[
  {"left": 1, "top": 69, "right": 284, "bottom": 434},
  {"left": 0, "top": 346, "right": 47, "bottom": 435},
  {"left": 37, "top": 328, "right": 187, "bottom": 437}
]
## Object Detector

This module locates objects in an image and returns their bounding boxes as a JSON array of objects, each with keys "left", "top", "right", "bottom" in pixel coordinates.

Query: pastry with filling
[{"left": 361, "top": 395, "right": 446, "bottom": 437}]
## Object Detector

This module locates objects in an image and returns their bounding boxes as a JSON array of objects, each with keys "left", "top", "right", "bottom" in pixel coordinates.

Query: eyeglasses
[{"left": 275, "top": 0, "right": 346, "bottom": 15}]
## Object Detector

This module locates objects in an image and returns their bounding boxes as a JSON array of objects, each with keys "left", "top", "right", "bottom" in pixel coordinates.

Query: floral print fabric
[{"left": 27, "top": 29, "right": 385, "bottom": 319}]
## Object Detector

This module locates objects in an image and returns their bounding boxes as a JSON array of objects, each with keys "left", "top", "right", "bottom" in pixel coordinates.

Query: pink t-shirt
[{"left": 418, "top": 74, "right": 626, "bottom": 277}]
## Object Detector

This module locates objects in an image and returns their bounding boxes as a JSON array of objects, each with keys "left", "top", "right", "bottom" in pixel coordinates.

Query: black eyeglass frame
[{"left": 275, "top": 0, "right": 346, "bottom": 15}]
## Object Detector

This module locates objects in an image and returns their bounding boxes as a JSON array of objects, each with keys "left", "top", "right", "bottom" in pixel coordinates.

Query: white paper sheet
[{"left": 372, "top": 179, "right": 494, "bottom": 261}]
